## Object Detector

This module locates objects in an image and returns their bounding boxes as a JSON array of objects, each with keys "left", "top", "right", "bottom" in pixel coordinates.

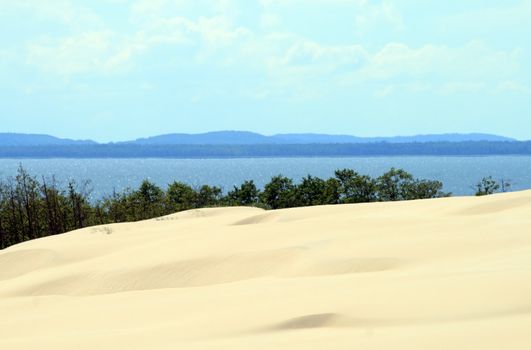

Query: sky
[{"left": 1, "top": 0, "right": 530, "bottom": 142}]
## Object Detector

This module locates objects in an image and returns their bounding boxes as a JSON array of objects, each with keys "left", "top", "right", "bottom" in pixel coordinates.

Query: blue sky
[{"left": 1, "top": 0, "right": 530, "bottom": 142}]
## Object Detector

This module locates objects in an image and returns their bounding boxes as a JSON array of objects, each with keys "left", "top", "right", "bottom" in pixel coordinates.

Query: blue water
[{"left": 0, "top": 157, "right": 530, "bottom": 200}]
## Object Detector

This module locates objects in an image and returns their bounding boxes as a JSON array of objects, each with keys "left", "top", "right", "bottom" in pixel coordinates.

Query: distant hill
[
  {"left": 128, "top": 131, "right": 272, "bottom": 145},
  {"left": 0, "top": 133, "right": 96, "bottom": 146},
  {"left": 125, "top": 131, "right": 515, "bottom": 145},
  {"left": 365, "top": 133, "right": 516, "bottom": 143}
]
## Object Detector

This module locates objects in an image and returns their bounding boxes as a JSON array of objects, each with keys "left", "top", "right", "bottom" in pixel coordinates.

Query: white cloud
[
  {"left": 249, "top": 37, "right": 523, "bottom": 99},
  {"left": 355, "top": 1, "right": 403, "bottom": 34},
  {"left": 24, "top": 9, "right": 256, "bottom": 75},
  {"left": 259, "top": 0, "right": 366, "bottom": 7},
  {"left": 359, "top": 41, "right": 522, "bottom": 81},
  {"left": 496, "top": 80, "right": 530, "bottom": 95},
  {"left": 259, "top": 0, "right": 403, "bottom": 33},
  {"left": 130, "top": 0, "right": 178, "bottom": 21},
  {"left": 13, "top": 0, "right": 528, "bottom": 103},
  {"left": 130, "top": 0, "right": 243, "bottom": 22},
  {"left": 0, "top": 0, "right": 104, "bottom": 30},
  {"left": 438, "top": 81, "right": 484, "bottom": 95},
  {"left": 136, "top": 15, "right": 253, "bottom": 62},
  {"left": 261, "top": 40, "right": 366, "bottom": 96},
  {"left": 27, "top": 32, "right": 122, "bottom": 75},
  {"left": 374, "top": 82, "right": 431, "bottom": 98},
  {"left": 0, "top": 50, "right": 15, "bottom": 78},
  {"left": 282, "top": 41, "right": 366, "bottom": 68},
  {"left": 439, "top": 1, "right": 531, "bottom": 34}
]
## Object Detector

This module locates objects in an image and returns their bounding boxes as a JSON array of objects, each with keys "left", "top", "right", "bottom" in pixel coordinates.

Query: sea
[{"left": 0, "top": 156, "right": 530, "bottom": 201}]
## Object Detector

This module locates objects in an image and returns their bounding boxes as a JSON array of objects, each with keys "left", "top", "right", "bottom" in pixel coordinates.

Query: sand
[{"left": 1, "top": 191, "right": 531, "bottom": 349}]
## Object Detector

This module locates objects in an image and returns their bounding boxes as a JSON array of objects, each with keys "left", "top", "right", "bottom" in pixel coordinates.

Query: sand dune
[{"left": 1, "top": 191, "right": 531, "bottom": 349}]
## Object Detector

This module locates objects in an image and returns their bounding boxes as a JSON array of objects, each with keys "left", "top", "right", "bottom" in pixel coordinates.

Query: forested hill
[
  {"left": 0, "top": 133, "right": 96, "bottom": 146},
  {"left": 0, "top": 141, "right": 530, "bottom": 158},
  {"left": 127, "top": 131, "right": 514, "bottom": 145}
]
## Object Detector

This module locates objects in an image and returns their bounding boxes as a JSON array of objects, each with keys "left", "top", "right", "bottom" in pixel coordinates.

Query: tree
[
  {"left": 475, "top": 176, "right": 500, "bottom": 196},
  {"left": 196, "top": 185, "right": 222, "bottom": 208},
  {"left": 166, "top": 181, "right": 197, "bottom": 212},
  {"left": 15, "top": 166, "right": 43, "bottom": 240},
  {"left": 323, "top": 178, "right": 341, "bottom": 205},
  {"left": 101, "top": 189, "right": 129, "bottom": 223},
  {"left": 376, "top": 168, "right": 414, "bottom": 201},
  {"left": 132, "top": 180, "right": 165, "bottom": 219},
  {"left": 67, "top": 180, "right": 93, "bottom": 229},
  {"left": 334, "top": 169, "right": 377, "bottom": 203},
  {"left": 0, "top": 181, "right": 8, "bottom": 249},
  {"left": 261, "top": 175, "right": 296, "bottom": 209},
  {"left": 403, "top": 179, "right": 449, "bottom": 200},
  {"left": 0, "top": 166, "right": 463, "bottom": 250},
  {"left": 295, "top": 176, "right": 325, "bottom": 206},
  {"left": 41, "top": 176, "right": 65, "bottom": 235},
  {"left": 227, "top": 180, "right": 260, "bottom": 206}
]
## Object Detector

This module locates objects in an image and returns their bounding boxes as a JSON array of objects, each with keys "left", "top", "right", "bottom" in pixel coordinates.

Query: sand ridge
[{"left": 1, "top": 191, "right": 531, "bottom": 349}]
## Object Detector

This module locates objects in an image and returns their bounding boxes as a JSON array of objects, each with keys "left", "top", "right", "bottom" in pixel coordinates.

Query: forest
[
  {"left": 0, "top": 141, "right": 530, "bottom": 158},
  {"left": 0, "top": 166, "right": 502, "bottom": 249}
]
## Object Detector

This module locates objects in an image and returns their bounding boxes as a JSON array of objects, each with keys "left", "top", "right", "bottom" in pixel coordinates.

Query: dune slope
[{"left": 1, "top": 192, "right": 531, "bottom": 349}]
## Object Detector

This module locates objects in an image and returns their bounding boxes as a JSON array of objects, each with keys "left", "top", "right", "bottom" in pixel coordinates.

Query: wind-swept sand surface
[{"left": 1, "top": 191, "right": 531, "bottom": 349}]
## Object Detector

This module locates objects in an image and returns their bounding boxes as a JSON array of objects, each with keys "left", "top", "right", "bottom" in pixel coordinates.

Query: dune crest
[{"left": 1, "top": 191, "right": 531, "bottom": 349}]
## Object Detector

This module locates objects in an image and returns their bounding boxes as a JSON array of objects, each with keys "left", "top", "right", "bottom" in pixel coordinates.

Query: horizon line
[{"left": 0, "top": 130, "right": 523, "bottom": 144}]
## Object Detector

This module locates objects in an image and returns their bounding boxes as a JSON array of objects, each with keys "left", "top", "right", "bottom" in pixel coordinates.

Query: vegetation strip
[{"left": 0, "top": 167, "right": 503, "bottom": 249}]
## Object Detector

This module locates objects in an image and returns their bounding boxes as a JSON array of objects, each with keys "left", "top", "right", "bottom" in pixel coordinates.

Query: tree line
[
  {"left": 0, "top": 166, "right": 505, "bottom": 249},
  {"left": 0, "top": 141, "right": 530, "bottom": 158}
]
